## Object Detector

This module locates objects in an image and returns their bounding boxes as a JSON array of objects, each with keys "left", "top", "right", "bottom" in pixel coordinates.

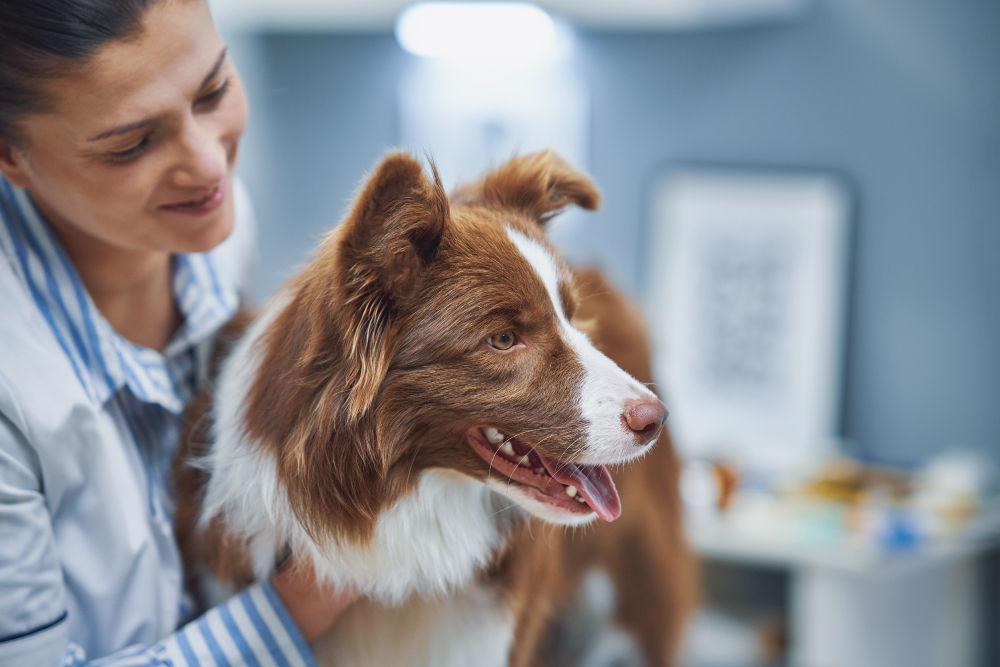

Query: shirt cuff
[{"left": 160, "top": 581, "right": 316, "bottom": 667}]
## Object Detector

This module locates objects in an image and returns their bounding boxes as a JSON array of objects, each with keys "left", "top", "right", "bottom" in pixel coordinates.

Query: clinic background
[{"left": 212, "top": 1, "right": 999, "bottom": 665}]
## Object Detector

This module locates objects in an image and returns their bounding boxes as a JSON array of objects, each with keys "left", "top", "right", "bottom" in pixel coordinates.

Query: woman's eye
[
  {"left": 196, "top": 78, "right": 231, "bottom": 108},
  {"left": 488, "top": 332, "right": 517, "bottom": 351},
  {"left": 106, "top": 135, "right": 151, "bottom": 164}
]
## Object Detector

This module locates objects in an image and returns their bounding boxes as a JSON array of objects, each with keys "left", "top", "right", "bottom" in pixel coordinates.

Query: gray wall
[
  {"left": 229, "top": 33, "right": 408, "bottom": 292},
  {"left": 233, "top": 0, "right": 1000, "bottom": 466}
]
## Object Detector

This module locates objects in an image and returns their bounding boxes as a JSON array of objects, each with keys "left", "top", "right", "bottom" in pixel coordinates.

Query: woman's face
[{"left": 0, "top": 0, "right": 249, "bottom": 258}]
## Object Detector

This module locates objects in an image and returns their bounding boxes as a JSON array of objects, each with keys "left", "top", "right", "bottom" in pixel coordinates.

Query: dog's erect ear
[
  {"left": 340, "top": 152, "right": 449, "bottom": 299},
  {"left": 336, "top": 152, "right": 450, "bottom": 418},
  {"left": 453, "top": 150, "right": 600, "bottom": 225}
]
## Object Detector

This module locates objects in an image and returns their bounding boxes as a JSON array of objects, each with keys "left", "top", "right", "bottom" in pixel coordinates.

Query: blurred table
[{"left": 687, "top": 496, "right": 1000, "bottom": 667}]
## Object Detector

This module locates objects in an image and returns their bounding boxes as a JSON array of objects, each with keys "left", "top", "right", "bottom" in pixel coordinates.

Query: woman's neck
[{"left": 51, "top": 224, "right": 182, "bottom": 352}]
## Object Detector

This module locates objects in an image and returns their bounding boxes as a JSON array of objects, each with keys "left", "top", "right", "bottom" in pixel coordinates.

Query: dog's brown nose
[{"left": 624, "top": 398, "right": 668, "bottom": 446}]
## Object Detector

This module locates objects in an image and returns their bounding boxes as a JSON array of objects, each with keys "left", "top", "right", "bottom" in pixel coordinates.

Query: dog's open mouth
[{"left": 466, "top": 426, "right": 621, "bottom": 522}]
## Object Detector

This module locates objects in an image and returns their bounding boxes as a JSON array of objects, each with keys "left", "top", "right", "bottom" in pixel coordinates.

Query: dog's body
[{"left": 176, "top": 152, "right": 694, "bottom": 666}]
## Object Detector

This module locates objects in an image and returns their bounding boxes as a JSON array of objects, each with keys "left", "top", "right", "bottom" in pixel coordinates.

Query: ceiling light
[{"left": 395, "top": 2, "right": 557, "bottom": 61}]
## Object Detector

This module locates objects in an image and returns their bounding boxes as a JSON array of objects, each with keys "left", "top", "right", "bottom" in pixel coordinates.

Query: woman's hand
[{"left": 271, "top": 558, "right": 360, "bottom": 642}]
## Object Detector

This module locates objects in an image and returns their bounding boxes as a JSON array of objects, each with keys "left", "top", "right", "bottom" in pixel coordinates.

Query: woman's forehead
[{"left": 36, "top": 0, "right": 223, "bottom": 138}]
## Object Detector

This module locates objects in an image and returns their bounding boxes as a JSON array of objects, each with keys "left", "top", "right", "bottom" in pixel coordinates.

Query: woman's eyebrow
[
  {"left": 199, "top": 47, "right": 229, "bottom": 89},
  {"left": 87, "top": 47, "right": 228, "bottom": 142},
  {"left": 88, "top": 118, "right": 153, "bottom": 142}
]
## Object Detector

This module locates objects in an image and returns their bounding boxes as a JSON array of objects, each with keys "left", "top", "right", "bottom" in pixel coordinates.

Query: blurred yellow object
[{"left": 794, "top": 457, "right": 909, "bottom": 506}]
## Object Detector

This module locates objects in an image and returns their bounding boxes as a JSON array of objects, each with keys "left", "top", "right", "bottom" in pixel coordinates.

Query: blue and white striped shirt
[{"left": 0, "top": 176, "right": 316, "bottom": 667}]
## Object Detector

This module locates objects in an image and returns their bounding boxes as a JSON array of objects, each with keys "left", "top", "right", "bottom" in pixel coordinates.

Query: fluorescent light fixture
[{"left": 395, "top": 2, "right": 557, "bottom": 60}]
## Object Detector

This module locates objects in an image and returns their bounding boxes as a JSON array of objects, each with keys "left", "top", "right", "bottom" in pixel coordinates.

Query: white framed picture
[{"left": 645, "top": 167, "right": 851, "bottom": 475}]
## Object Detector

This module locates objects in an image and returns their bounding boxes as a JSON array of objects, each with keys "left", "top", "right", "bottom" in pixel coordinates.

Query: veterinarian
[{"left": 0, "top": 0, "right": 359, "bottom": 664}]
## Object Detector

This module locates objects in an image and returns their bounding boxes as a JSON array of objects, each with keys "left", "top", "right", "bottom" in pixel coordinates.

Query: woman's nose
[{"left": 171, "top": 119, "right": 228, "bottom": 188}]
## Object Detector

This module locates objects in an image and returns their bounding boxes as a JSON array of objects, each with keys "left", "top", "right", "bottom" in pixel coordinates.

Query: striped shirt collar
[{"left": 0, "top": 176, "right": 239, "bottom": 413}]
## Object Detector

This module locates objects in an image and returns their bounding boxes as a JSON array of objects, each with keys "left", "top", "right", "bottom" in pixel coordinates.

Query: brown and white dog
[{"left": 176, "top": 151, "right": 695, "bottom": 666}]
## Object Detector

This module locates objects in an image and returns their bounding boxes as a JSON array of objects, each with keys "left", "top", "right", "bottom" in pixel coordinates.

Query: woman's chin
[
  {"left": 164, "top": 202, "right": 236, "bottom": 254},
  {"left": 194, "top": 213, "right": 236, "bottom": 253}
]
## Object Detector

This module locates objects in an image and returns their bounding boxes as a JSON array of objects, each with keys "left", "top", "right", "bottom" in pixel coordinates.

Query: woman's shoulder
[{"left": 0, "top": 257, "right": 91, "bottom": 439}]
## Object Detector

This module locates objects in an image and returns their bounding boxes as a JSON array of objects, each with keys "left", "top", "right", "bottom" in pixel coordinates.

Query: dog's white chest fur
[
  {"left": 305, "top": 469, "right": 511, "bottom": 602},
  {"left": 312, "top": 584, "right": 513, "bottom": 667}
]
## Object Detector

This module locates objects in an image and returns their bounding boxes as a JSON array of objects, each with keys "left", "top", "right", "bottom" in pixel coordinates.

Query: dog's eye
[{"left": 488, "top": 332, "right": 517, "bottom": 351}]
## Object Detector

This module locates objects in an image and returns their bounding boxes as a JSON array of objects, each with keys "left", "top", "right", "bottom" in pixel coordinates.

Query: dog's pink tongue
[{"left": 540, "top": 455, "right": 621, "bottom": 522}]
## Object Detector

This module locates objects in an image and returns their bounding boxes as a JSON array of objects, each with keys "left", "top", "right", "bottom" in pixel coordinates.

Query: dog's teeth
[
  {"left": 500, "top": 442, "right": 516, "bottom": 457},
  {"left": 535, "top": 467, "right": 546, "bottom": 475},
  {"left": 483, "top": 427, "right": 505, "bottom": 444},
  {"left": 565, "top": 485, "right": 578, "bottom": 498},
  {"left": 518, "top": 455, "right": 531, "bottom": 467},
  {"left": 576, "top": 495, "right": 586, "bottom": 503}
]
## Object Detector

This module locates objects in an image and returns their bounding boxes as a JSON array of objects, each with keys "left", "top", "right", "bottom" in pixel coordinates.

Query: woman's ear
[{"left": 0, "top": 140, "right": 31, "bottom": 189}]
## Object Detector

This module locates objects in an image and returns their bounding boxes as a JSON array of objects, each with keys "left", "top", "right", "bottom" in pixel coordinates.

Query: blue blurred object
[{"left": 880, "top": 509, "right": 922, "bottom": 553}]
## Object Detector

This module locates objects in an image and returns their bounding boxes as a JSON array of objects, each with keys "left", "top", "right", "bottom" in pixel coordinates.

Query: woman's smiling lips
[{"left": 160, "top": 181, "right": 226, "bottom": 215}]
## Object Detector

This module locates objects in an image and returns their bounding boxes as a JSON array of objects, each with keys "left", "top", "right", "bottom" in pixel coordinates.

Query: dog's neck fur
[{"left": 198, "top": 291, "right": 519, "bottom": 604}]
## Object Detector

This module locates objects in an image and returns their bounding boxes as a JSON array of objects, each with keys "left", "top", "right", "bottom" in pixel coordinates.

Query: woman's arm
[
  {"left": 272, "top": 559, "right": 360, "bottom": 643},
  {"left": 0, "top": 414, "right": 353, "bottom": 667}
]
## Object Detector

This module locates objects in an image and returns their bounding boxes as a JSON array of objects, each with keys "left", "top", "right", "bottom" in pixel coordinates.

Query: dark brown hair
[{"left": 0, "top": 0, "right": 164, "bottom": 145}]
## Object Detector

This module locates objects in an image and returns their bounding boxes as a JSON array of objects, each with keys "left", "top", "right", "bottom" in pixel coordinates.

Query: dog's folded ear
[{"left": 453, "top": 150, "right": 600, "bottom": 225}]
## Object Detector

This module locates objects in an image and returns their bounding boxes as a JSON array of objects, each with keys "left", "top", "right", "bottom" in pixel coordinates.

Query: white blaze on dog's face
[
  {"left": 507, "top": 227, "right": 661, "bottom": 466},
  {"left": 454, "top": 225, "right": 665, "bottom": 526}
]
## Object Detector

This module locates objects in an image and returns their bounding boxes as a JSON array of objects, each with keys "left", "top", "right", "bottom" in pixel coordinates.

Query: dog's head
[{"left": 244, "top": 151, "right": 666, "bottom": 544}]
